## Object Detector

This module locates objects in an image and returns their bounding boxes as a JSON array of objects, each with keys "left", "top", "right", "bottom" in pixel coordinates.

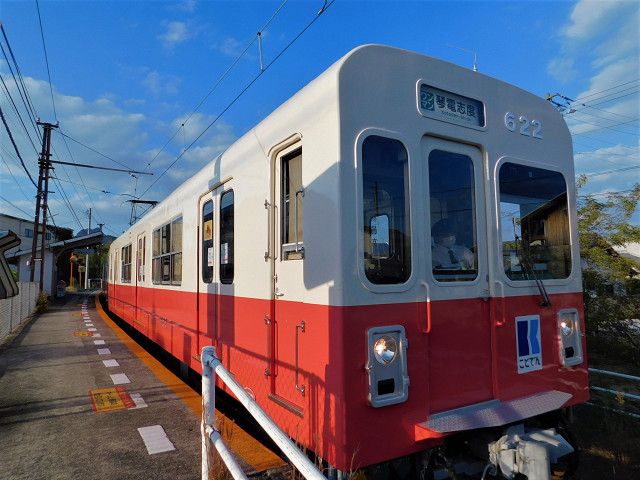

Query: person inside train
[{"left": 431, "top": 218, "right": 475, "bottom": 271}]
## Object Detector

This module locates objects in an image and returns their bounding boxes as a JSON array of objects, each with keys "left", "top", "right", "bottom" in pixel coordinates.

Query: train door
[
  {"left": 422, "top": 137, "right": 494, "bottom": 413},
  {"left": 269, "top": 144, "right": 306, "bottom": 414},
  {"left": 198, "top": 190, "right": 218, "bottom": 353},
  {"left": 135, "top": 232, "right": 147, "bottom": 335}
]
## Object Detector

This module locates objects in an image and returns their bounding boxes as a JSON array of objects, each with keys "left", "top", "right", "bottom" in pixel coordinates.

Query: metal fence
[
  {"left": 588, "top": 367, "right": 640, "bottom": 419},
  {"left": 201, "top": 346, "right": 328, "bottom": 480},
  {"left": 0, "top": 282, "right": 39, "bottom": 343}
]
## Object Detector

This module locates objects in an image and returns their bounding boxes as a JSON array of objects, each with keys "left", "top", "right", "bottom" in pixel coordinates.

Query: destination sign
[{"left": 419, "top": 84, "right": 485, "bottom": 128}]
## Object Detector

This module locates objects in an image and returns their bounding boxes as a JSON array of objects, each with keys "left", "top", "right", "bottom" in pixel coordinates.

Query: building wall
[{"left": 0, "top": 213, "right": 73, "bottom": 257}]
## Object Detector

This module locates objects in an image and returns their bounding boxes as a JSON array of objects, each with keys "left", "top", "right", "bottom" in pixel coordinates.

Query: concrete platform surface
[{"left": 0, "top": 291, "right": 202, "bottom": 480}]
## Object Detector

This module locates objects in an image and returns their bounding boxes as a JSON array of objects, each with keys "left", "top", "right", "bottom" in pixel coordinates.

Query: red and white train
[{"left": 106, "top": 45, "right": 588, "bottom": 479}]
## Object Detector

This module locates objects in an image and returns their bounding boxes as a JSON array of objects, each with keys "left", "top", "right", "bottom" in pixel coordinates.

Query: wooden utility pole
[{"left": 29, "top": 120, "right": 58, "bottom": 292}]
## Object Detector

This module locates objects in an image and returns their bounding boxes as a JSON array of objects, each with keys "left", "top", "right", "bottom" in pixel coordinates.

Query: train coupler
[{"left": 487, "top": 424, "right": 573, "bottom": 480}]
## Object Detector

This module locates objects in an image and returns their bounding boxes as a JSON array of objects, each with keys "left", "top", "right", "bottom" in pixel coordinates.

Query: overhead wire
[
  {"left": 142, "top": 0, "right": 292, "bottom": 174},
  {"left": 35, "top": 0, "right": 58, "bottom": 121},
  {"left": 0, "top": 105, "right": 37, "bottom": 187},
  {"left": 1, "top": 153, "right": 34, "bottom": 202},
  {"left": 0, "top": 24, "right": 42, "bottom": 145},
  {"left": 139, "top": 0, "right": 335, "bottom": 199}
]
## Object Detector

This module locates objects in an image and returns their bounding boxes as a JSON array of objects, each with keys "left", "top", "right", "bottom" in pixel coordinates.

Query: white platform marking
[
  {"left": 131, "top": 393, "right": 148, "bottom": 408},
  {"left": 97, "top": 348, "right": 111, "bottom": 355},
  {"left": 110, "top": 373, "right": 130, "bottom": 385},
  {"left": 94, "top": 340, "right": 106, "bottom": 345},
  {"left": 138, "top": 425, "right": 175, "bottom": 454},
  {"left": 88, "top": 328, "right": 97, "bottom": 331},
  {"left": 103, "top": 359, "right": 119, "bottom": 367}
]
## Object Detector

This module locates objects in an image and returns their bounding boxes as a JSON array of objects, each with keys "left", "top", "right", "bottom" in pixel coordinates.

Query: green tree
[
  {"left": 89, "top": 243, "right": 110, "bottom": 285},
  {"left": 578, "top": 176, "right": 640, "bottom": 364}
]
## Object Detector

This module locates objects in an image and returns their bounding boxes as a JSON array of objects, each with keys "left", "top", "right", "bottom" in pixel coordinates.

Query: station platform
[{"left": 0, "top": 291, "right": 286, "bottom": 480}]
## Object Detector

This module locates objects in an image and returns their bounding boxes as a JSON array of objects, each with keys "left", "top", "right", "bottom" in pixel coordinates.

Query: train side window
[
  {"left": 137, "top": 236, "right": 146, "bottom": 282},
  {"left": 121, "top": 244, "right": 132, "bottom": 283},
  {"left": 282, "top": 149, "right": 304, "bottom": 260},
  {"left": 499, "top": 163, "right": 571, "bottom": 280},
  {"left": 362, "top": 136, "right": 411, "bottom": 284},
  {"left": 152, "top": 229, "right": 161, "bottom": 283},
  {"left": 171, "top": 217, "right": 183, "bottom": 284},
  {"left": 428, "top": 150, "right": 478, "bottom": 282},
  {"left": 202, "top": 200, "right": 214, "bottom": 283},
  {"left": 152, "top": 216, "right": 183, "bottom": 285},
  {"left": 220, "top": 190, "right": 234, "bottom": 284}
]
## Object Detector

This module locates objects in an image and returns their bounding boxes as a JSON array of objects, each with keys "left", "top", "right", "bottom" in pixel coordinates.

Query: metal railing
[
  {"left": 588, "top": 367, "right": 640, "bottom": 419},
  {"left": 201, "top": 346, "right": 327, "bottom": 480}
]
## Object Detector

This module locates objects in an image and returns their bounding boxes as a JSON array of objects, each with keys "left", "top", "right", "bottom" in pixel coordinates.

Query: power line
[
  {"left": 0, "top": 153, "right": 34, "bottom": 203},
  {"left": 0, "top": 194, "right": 34, "bottom": 218},
  {"left": 143, "top": 0, "right": 294, "bottom": 174},
  {"left": 0, "top": 24, "right": 42, "bottom": 145},
  {"left": 139, "top": 0, "right": 335, "bottom": 199},
  {"left": 57, "top": 130, "right": 134, "bottom": 170},
  {"left": 35, "top": 0, "right": 58, "bottom": 121},
  {"left": 0, "top": 105, "right": 37, "bottom": 187}
]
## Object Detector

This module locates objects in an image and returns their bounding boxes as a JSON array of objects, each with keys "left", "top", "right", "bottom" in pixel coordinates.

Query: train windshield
[
  {"left": 499, "top": 162, "right": 571, "bottom": 280},
  {"left": 429, "top": 149, "right": 478, "bottom": 282},
  {"left": 362, "top": 136, "right": 411, "bottom": 285}
]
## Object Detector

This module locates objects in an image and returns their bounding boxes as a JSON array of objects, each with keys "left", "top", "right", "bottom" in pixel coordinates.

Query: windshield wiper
[{"left": 513, "top": 221, "right": 551, "bottom": 307}]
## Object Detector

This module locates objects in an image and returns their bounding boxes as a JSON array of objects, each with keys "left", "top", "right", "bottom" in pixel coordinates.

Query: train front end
[{"left": 328, "top": 45, "right": 589, "bottom": 479}]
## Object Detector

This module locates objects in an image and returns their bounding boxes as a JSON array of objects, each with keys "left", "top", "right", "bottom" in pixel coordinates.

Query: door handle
[
  {"left": 264, "top": 315, "right": 271, "bottom": 377},
  {"left": 295, "top": 321, "right": 305, "bottom": 396}
]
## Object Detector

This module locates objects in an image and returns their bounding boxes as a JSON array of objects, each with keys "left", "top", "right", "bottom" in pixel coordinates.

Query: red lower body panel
[{"left": 107, "top": 284, "right": 589, "bottom": 470}]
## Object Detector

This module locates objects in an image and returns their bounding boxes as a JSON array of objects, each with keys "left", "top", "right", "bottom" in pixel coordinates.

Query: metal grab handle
[
  {"left": 264, "top": 200, "right": 270, "bottom": 261},
  {"left": 295, "top": 321, "right": 306, "bottom": 396},
  {"left": 264, "top": 315, "right": 271, "bottom": 377},
  {"left": 294, "top": 188, "right": 304, "bottom": 253},
  {"left": 420, "top": 282, "right": 432, "bottom": 334}
]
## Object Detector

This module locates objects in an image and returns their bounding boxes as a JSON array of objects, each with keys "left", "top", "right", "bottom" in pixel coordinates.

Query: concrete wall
[{"left": 0, "top": 282, "right": 39, "bottom": 343}]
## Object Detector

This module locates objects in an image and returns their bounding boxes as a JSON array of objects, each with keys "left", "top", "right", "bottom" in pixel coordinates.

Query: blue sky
[{"left": 1, "top": 0, "right": 638, "bottom": 237}]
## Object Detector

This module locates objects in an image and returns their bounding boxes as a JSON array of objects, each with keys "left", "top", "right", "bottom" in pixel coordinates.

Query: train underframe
[{"left": 329, "top": 410, "right": 577, "bottom": 480}]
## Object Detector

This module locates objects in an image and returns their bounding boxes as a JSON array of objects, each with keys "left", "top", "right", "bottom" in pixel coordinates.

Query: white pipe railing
[{"left": 201, "top": 346, "right": 327, "bottom": 480}]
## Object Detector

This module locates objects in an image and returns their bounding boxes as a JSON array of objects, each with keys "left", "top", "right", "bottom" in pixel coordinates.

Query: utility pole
[
  {"left": 29, "top": 120, "right": 58, "bottom": 293},
  {"left": 85, "top": 208, "right": 91, "bottom": 289}
]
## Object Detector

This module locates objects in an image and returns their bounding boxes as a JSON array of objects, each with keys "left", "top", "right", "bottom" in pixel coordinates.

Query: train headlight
[
  {"left": 557, "top": 309, "right": 583, "bottom": 367},
  {"left": 373, "top": 335, "right": 397, "bottom": 364},
  {"left": 365, "top": 326, "right": 409, "bottom": 407}
]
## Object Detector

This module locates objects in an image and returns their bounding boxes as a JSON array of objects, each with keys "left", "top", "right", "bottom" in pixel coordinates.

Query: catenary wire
[{"left": 139, "top": 0, "right": 335, "bottom": 198}]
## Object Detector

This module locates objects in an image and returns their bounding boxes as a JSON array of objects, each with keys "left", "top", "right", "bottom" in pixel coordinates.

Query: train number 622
[{"left": 505, "top": 112, "right": 543, "bottom": 139}]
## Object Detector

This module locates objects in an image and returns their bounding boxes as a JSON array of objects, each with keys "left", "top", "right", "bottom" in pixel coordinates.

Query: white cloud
[
  {"left": 141, "top": 70, "right": 182, "bottom": 96},
  {"left": 158, "top": 21, "right": 194, "bottom": 50},
  {"left": 218, "top": 37, "right": 245, "bottom": 57},
  {"left": 562, "top": 0, "right": 626, "bottom": 40},
  {"left": 549, "top": 0, "right": 639, "bottom": 84}
]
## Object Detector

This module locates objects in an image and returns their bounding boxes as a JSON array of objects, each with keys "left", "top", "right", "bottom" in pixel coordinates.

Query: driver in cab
[{"left": 431, "top": 218, "right": 475, "bottom": 271}]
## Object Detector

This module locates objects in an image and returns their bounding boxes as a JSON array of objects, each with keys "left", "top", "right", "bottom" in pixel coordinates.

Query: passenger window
[
  {"left": 499, "top": 163, "right": 570, "bottom": 280},
  {"left": 202, "top": 200, "right": 214, "bottom": 283},
  {"left": 121, "top": 244, "right": 132, "bottom": 283},
  {"left": 428, "top": 150, "right": 478, "bottom": 282},
  {"left": 220, "top": 190, "right": 234, "bottom": 284},
  {"left": 152, "top": 217, "right": 183, "bottom": 285},
  {"left": 171, "top": 217, "right": 183, "bottom": 284},
  {"left": 362, "top": 136, "right": 411, "bottom": 284},
  {"left": 282, "top": 150, "right": 304, "bottom": 260},
  {"left": 137, "top": 237, "right": 146, "bottom": 282}
]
